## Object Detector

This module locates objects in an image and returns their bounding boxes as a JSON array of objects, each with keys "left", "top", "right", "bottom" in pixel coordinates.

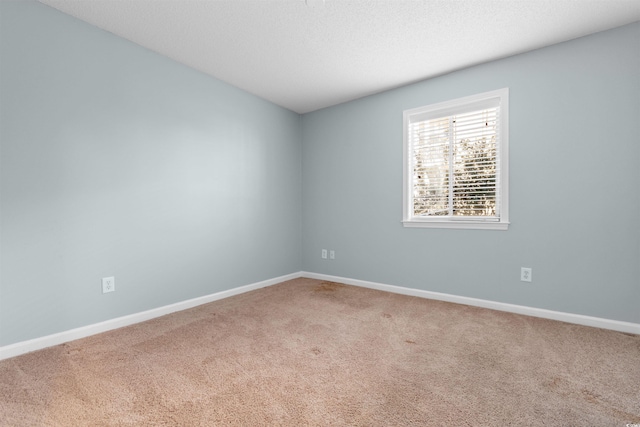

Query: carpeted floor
[{"left": 1, "top": 278, "right": 639, "bottom": 426}]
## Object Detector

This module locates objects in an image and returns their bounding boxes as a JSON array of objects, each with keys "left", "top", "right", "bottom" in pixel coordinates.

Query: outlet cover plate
[
  {"left": 520, "top": 268, "right": 532, "bottom": 282},
  {"left": 102, "top": 276, "right": 115, "bottom": 293}
]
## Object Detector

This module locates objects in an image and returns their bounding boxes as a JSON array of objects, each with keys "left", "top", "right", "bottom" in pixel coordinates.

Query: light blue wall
[
  {"left": 0, "top": 1, "right": 302, "bottom": 346},
  {"left": 302, "top": 23, "right": 640, "bottom": 324}
]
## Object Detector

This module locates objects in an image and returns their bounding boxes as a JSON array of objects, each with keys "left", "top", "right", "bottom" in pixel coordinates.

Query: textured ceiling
[{"left": 38, "top": 0, "right": 640, "bottom": 114}]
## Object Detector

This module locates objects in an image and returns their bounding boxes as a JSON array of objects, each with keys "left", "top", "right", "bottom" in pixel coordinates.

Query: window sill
[{"left": 402, "top": 220, "right": 509, "bottom": 230}]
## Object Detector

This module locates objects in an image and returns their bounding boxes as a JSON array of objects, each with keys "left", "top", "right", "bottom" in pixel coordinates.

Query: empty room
[{"left": 1, "top": 0, "right": 639, "bottom": 425}]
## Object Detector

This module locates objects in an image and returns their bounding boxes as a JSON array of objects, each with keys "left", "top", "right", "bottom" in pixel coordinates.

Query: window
[{"left": 403, "top": 88, "right": 509, "bottom": 230}]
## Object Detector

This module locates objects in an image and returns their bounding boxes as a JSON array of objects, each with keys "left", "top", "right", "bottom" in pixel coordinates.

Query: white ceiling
[{"left": 38, "top": 0, "right": 640, "bottom": 114}]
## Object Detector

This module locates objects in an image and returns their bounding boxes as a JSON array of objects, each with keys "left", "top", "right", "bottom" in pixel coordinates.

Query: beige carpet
[{"left": 1, "top": 278, "right": 638, "bottom": 426}]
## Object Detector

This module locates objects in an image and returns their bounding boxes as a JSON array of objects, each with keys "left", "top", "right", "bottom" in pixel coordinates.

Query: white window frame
[{"left": 402, "top": 88, "right": 509, "bottom": 230}]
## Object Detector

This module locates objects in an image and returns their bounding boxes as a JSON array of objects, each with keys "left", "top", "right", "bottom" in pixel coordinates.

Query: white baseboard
[
  {"left": 0, "top": 272, "right": 301, "bottom": 361},
  {"left": 3, "top": 271, "right": 637, "bottom": 361},
  {"left": 301, "top": 272, "right": 640, "bottom": 335}
]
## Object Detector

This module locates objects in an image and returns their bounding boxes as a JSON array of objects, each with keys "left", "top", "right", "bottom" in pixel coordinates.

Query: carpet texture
[{"left": 1, "top": 278, "right": 639, "bottom": 426}]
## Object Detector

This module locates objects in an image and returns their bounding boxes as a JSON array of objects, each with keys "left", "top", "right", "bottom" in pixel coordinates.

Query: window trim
[{"left": 402, "top": 88, "right": 509, "bottom": 230}]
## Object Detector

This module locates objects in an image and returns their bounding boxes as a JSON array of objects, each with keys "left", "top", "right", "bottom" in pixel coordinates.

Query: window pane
[
  {"left": 412, "top": 118, "right": 449, "bottom": 216},
  {"left": 451, "top": 109, "right": 497, "bottom": 216}
]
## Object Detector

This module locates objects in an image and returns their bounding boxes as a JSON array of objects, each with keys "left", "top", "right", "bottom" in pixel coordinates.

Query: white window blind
[{"left": 403, "top": 89, "right": 509, "bottom": 230}]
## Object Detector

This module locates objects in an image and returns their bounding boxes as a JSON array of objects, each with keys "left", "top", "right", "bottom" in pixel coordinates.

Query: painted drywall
[
  {"left": 0, "top": 0, "right": 302, "bottom": 346},
  {"left": 302, "top": 23, "right": 640, "bottom": 324}
]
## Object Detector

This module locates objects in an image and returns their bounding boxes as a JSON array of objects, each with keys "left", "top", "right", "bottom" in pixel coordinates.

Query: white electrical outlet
[
  {"left": 329, "top": 250, "right": 335, "bottom": 260},
  {"left": 102, "top": 276, "right": 115, "bottom": 293},
  {"left": 321, "top": 249, "right": 327, "bottom": 259},
  {"left": 520, "top": 268, "right": 532, "bottom": 282}
]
